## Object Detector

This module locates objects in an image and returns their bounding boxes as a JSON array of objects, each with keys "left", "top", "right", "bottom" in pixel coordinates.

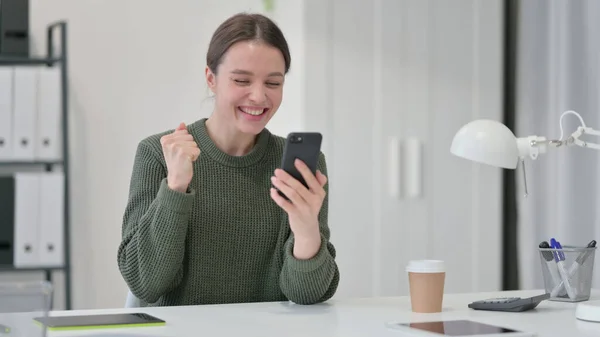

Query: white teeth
[{"left": 240, "top": 108, "right": 265, "bottom": 116}]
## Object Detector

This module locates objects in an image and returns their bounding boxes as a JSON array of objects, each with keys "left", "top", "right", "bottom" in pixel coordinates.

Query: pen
[
  {"left": 550, "top": 240, "right": 597, "bottom": 297},
  {"left": 540, "top": 241, "right": 564, "bottom": 296},
  {"left": 574, "top": 240, "right": 597, "bottom": 267},
  {"left": 551, "top": 239, "right": 577, "bottom": 300}
]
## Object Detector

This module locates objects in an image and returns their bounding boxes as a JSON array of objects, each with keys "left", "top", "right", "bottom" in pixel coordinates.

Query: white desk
[{"left": 36, "top": 289, "right": 600, "bottom": 336}]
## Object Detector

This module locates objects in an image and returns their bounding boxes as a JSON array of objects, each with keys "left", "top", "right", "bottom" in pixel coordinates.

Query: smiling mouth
[{"left": 238, "top": 106, "right": 268, "bottom": 116}]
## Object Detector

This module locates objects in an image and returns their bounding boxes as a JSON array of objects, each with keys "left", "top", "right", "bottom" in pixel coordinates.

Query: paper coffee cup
[{"left": 406, "top": 260, "right": 445, "bottom": 313}]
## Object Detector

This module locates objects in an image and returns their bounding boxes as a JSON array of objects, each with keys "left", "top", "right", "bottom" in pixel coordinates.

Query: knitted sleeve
[
  {"left": 279, "top": 153, "right": 340, "bottom": 304},
  {"left": 117, "top": 140, "right": 195, "bottom": 304}
]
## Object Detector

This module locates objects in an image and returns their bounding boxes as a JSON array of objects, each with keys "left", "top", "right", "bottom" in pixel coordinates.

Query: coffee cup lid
[{"left": 406, "top": 260, "right": 445, "bottom": 273}]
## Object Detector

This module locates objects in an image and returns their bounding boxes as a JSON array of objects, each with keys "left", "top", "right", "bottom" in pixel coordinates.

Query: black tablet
[
  {"left": 387, "top": 320, "right": 534, "bottom": 337},
  {"left": 33, "top": 312, "right": 165, "bottom": 331}
]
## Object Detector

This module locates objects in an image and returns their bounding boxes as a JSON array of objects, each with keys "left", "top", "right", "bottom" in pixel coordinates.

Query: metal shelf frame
[{"left": 0, "top": 21, "right": 71, "bottom": 310}]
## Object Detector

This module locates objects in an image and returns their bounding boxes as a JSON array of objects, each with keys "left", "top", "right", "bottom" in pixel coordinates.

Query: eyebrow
[{"left": 230, "top": 69, "right": 284, "bottom": 77}]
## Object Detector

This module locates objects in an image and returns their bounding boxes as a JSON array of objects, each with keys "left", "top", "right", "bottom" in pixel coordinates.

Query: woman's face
[{"left": 206, "top": 40, "right": 286, "bottom": 135}]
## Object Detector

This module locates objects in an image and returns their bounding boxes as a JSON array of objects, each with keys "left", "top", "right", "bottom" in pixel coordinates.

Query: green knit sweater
[{"left": 117, "top": 118, "right": 339, "bottom": 306}]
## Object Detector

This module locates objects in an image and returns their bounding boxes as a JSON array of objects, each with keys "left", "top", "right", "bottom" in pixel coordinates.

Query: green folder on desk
[{"left": 33, "top": 312, "right": 165, "bottom": 331}]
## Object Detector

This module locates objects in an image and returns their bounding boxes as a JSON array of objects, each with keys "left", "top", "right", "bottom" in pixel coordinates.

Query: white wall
[{"left": 5, "top": 0, "right": 503, "bottom": 309}]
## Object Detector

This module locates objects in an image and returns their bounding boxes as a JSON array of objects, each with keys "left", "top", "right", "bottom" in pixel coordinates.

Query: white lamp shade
[{"left": 450, "top": 119, "right": 519, "bottom": 169}]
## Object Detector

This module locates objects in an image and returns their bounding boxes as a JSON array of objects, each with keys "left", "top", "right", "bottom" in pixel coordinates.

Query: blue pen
[
  {"left": 551, "top": 239, "right": 577, "bottom": 300},
  {"left": 550, "top": 238, "right": 560, "bottom": 260},
  {"left": 541, "top": 241, "right": 564, "bottom": 296}
]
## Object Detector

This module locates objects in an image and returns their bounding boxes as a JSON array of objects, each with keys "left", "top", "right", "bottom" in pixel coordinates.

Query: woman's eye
[{"left": 233, "top": 79, "right": 280, "bottom": 87}]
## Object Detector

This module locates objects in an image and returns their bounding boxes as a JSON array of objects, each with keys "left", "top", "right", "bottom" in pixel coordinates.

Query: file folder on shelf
[
  {"left": 38, "top": 172, "right": 64, "bottom": 266},
  {"left": 11, "top": 172, "right": 65, "bottom": 268},
  {"left": 12, "top": 67, "right": 37, "bottom": 161},
  {"left": 0, "top": 176, "right": 15, "bottom": 266},
  {"left": 36, "top": 66, "right": 62, "bottom": 161},
  {"left": 13, "top": 172, "right": 40, "bottom": 267},
  {"left": 0, "top": 68, "right": 13, "bottom": 161}
]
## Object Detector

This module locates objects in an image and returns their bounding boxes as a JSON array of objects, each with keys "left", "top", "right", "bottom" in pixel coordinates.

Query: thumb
[{"left": 175, "top": 122, "right": 187, "bottom": 132}]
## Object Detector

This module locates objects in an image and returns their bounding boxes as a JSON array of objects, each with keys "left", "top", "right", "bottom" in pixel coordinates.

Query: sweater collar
[{"left": 189, "top": 118, "right": 272, "bottom": 167}]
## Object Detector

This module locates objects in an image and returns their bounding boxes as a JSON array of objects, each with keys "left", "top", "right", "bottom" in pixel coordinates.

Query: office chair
[{"left": 124, "top": 290, "right": 141, "bottom": 308}]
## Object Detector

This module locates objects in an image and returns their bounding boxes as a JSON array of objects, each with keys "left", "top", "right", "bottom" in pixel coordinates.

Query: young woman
[{"left": 117, "top": 12, "right": 339, "bottom": 307}]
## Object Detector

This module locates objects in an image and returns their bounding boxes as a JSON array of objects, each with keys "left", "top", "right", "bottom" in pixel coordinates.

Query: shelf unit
[{"left": 0, "top": 21, "right": 71, "bottom": 310}]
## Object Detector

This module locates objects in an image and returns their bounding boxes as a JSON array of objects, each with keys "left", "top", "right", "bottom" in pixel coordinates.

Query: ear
[{"left": 205, "top": 66, "right": 217, "bottom": 94}]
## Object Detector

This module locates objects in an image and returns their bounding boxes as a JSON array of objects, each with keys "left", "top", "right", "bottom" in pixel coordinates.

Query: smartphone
[{"left": 277, "top": 132, "right": 322, "bottom": 200}]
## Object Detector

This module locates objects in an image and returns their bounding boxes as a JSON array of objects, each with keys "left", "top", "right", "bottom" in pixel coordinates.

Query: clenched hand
[{"left": 160, "top": 122, "right": 200, "bottom": 193}]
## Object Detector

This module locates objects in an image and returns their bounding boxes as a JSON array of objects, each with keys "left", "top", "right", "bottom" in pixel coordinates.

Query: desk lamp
[
  {"left": 450, "top": 110, "right": 600, "bottom": 322},
  {"left": 450, "top": 110, "right": 600, "bottom": 197}
]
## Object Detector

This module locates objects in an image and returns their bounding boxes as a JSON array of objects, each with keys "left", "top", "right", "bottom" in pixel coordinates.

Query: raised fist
[{"left": 160, "top": 122, "right": 200, "bottom": 192}]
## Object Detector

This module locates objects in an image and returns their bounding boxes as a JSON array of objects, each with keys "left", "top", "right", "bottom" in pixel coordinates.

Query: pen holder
[
  {"left": 0, "top": 280, "right": 52, "bottom": 337},
  {"left": 539, "top": 245, "right": 596, "bottom": 302}
]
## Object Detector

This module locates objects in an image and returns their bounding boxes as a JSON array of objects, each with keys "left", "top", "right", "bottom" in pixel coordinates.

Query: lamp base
[{"left": 576, "top": 300, "right": 600, "bottom": 322}]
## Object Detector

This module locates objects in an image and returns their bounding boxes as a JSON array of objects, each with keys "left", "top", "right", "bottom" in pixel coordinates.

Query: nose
[{"left": 248, "top": 83, "right": 267, "bottom": 103}]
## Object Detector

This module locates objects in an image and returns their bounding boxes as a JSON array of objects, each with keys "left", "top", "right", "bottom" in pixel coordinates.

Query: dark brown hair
[{"left": 206, "top": 13, "right": 291, "bottom": 75}]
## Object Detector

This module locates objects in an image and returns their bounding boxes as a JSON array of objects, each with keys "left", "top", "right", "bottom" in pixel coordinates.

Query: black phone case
[{"left": 277, "top": 132, "right": 322, "bottom": 199}]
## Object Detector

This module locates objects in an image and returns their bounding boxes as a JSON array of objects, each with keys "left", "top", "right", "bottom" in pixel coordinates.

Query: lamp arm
[
  {"left": 525, "top": 127, "right": 600, "bottom": 151},
  {"left": 513, "top": 110, "right": 598, "bottom": 198},
  {"left": 518, "top": 111, "right": 600, "bottom": 159},
  {"left": 568, "top": 126, "right": 600, "bottom": 150}
]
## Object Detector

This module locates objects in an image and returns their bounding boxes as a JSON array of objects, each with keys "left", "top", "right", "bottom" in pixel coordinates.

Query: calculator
[{"left": 468, "top": 293, "right": 550, "bottom": 312}]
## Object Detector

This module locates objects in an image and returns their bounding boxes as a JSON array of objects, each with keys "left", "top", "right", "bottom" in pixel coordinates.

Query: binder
[
  {"left": 0, "top": 0, "right": 30, "bottom": 57},
  {"left": 12, "top": 67, "right": 38, "bottom": 161},
  {"left": 0, "top": 68, "right": 13, "bottom": 161},
  {"left": 0, "top": 176, "right": 15, "bottom": 266},
  {"left": 38, "top": 172, "right": 64, "bottom": 266},
  {"left": 13, "top": 172, "right": 40, "bottom": 267},
  {"left": 36, "top": 66, "right": 62, "bottom": 161}
]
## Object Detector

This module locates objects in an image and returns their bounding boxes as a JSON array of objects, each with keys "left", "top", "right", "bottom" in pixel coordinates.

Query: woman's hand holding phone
[{"left": 270, "top": 159, "right": 328, "bottom": 259}]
